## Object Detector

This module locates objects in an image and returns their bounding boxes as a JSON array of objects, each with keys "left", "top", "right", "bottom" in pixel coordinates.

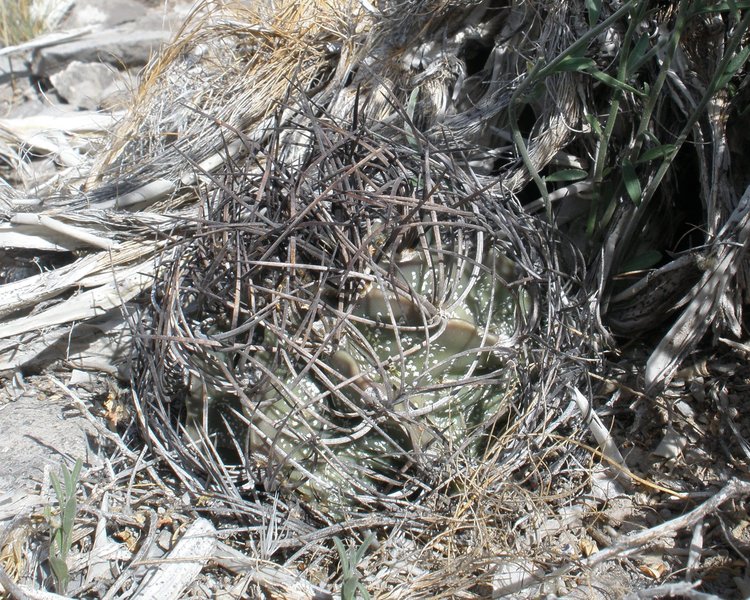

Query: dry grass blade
[{"left": 646, "top": 184, "right": 750, "bottom": 390}]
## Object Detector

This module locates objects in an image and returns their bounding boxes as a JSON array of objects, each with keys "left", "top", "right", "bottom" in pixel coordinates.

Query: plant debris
[{"left": 1, "top": 0, "right": 750, "bottom": 597}]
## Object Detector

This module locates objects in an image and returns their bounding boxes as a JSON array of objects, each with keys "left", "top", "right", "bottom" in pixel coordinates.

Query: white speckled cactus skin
[{"left": 184, "top": 235, "right": 527, "bottom": 509}]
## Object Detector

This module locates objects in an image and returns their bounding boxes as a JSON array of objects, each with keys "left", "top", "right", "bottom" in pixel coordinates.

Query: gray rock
[
  {"left": 57, "top": 0, "right": 194, "bottom": 32},
  {"left": 60, "top": 0, "right": 147, "bottom": 28},
  {"left": 32, "top": 26, "right": 170, "bottom": 77},
  {"left": 50, "top": 60, "right": 126, "bottom": 110}
]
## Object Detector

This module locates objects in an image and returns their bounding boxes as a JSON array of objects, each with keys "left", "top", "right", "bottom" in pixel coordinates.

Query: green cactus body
[{"left": 184, "top": 240, "right": 526, "bottom": 509}]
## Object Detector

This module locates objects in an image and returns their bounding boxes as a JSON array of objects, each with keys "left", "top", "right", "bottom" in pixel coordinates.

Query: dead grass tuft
[{"left": 0, "top": 0, "right": 46, "bottom": 47}]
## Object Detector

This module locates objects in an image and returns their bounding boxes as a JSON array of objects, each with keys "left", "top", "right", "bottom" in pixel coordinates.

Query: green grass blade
[
  {"left": 352, "top": 533, "right": 374, "bottom": 564},
  {"left": 551, "top": 56, "right": 596, "bottom": 73},
  {"left": 585, "top": 0, "right": 601, "bottom": 27},
  {"left": 48, "top": 555, "right": 69, "bottom": 593},
  {"left": 626, "top": 34, "right": 650, "bottom": 73},
  {"left": 544, "top": 169, "right": 588, "bottom": 182},
  {"left": 590, "top": 70, "right": 644, "bottom": 96},
  {"left": 715, "top": 45, "right": 750, "bottom": 90},
  {"left": 693, "top": 1, "right": 750, "bottom": 15},
  {"left": 333, "top": 536, "right": 350, "bottom": 572},
  {"left": 620, "top": 250, "right": 662, "bottom": 273},
  {"left": 50, "top": 472, "right": 64, "bottom": 505},
  {"left": 621, "top": 159, "right": 641, "bottom": 204},
  {"left": 585, "top": 112, "right": 603, "bottom": 137},
  {"left": 636, "top": 144, "right": 676, "bottom": 164}
]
